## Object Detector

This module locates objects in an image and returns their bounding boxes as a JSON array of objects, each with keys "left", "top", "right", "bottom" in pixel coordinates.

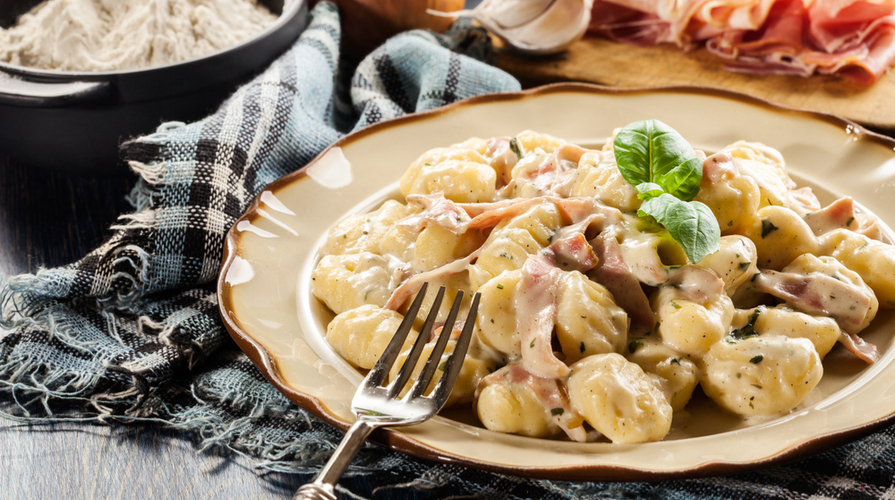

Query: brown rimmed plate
[{"left": 217, "top": 83, "right": 895, "bottom": 481}]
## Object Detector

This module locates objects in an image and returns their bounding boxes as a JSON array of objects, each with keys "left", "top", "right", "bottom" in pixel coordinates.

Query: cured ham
[
  {"left": 516, "top": 254, "right": 570, "bottom": 379},
  {"left": 588, "top": 0, "right": 895, "bottom": 84},
  {"left": 477, "top": 363, "right": 587, "bottom": 442},
  {"left": 753, "top": 268, "right": 873, "bottom": 334},
  {"left": 589, "top": 233, "right": 656, "bottom": 328}
]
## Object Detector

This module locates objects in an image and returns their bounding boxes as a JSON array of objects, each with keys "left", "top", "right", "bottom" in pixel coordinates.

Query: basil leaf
[
  {"left": 638, "top": 194, "right": 721, "bottom": 263},
  {"left": 614, "top": 120, "right": 702, "bottom": 201},
  {"left": 658, "top": 156, "right": 703, "bottom": 201},
  {"left": 635, "top": 182, "right": 665, "bottom": 201}
]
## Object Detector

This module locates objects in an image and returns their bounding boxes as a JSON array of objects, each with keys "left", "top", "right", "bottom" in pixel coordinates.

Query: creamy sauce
[{"left": 312, "top": 130, "right": 895, "bottom": 444}]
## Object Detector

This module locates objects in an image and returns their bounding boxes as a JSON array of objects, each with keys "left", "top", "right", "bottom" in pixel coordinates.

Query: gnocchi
[{"left": 311, "top": 128, "right": 895, "bottom": 445}]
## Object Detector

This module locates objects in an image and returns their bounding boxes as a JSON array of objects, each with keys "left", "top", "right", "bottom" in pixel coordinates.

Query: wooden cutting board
[{"left": 495, "top": 36, "right": 894, "bottom": 133}]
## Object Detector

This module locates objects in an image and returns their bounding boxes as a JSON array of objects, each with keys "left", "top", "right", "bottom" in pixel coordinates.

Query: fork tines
[{"left": 365, "top": 283, "right": 480, "bottom": 407}]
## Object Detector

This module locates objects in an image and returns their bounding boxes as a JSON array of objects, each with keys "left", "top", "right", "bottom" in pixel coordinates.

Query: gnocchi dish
[{"left": 310, "top": 126, "right": 895, "bottom": 444}]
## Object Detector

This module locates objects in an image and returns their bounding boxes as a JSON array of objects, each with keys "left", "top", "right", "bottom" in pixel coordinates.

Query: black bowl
[{"left": 0, "top": 0, "right": 308, "bottom": 175}]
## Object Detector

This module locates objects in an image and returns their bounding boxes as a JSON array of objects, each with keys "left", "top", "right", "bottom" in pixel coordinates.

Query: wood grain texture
[
  {"left": 0, "top": 421, "right": 306, "bottom": 500},
  {"left": 0, "top": 157, "right": 304, "bottom": 499},
  {"left": 495, "top": 36, "right": 895, "bottom": 132}
]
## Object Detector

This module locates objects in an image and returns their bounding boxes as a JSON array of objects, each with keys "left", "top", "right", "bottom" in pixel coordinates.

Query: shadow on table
[{"left": 0, "top": 156, "right": 134, "bottom": 276}]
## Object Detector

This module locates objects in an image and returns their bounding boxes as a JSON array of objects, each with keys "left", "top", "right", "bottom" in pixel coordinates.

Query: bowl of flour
[{"left": 0, "top": 0, "right": 308, "bottom": 174}]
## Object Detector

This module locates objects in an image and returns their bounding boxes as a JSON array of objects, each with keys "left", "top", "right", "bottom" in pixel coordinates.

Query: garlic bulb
[{"left": 429, "top": 0, "right": 594, "bottom": 55}]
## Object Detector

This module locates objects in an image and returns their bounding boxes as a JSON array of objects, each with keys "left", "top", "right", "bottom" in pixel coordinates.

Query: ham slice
[
  {"left": 589, "top": 0, "right": 895, "bottom": 84},
  {"left": 803, "top": 197, "right": 857, "bottom": 236},
  {"left": 753, "top": 269, "right": 873, "bottom": 334},
  {"left": 838, "top": 330, "right": 880, "bottom": 363},
  {"left": 517, "top": 254, "right": 570, "bottom": 379},
  {"left": 589, "top": 233, "right": 656, "bottom": 328},
  {"left": 477, "top": 363, "right": 587, "bottom": 442}
]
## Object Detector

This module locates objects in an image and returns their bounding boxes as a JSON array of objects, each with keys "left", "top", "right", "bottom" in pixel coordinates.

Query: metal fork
[{"left": 293, "top": 283, "right": 481, "bottom": 500}]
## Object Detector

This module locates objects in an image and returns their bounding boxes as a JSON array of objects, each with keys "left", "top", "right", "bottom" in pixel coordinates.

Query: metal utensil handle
[{"left": 292, "top": 419, "right": 375, "bottom": 500}]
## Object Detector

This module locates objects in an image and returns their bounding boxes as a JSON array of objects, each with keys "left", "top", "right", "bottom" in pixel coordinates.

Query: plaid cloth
[{"left": 3, "top": 3, "right": 895, "bottom": 499}]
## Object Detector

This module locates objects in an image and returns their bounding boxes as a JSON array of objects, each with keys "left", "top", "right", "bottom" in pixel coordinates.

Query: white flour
[{"left": 0, "top": 0, "right": 279, "bottom": 72}]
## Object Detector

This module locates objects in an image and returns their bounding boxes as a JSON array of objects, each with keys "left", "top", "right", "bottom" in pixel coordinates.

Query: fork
[{"left": 293, "top": 283, "right": 481, "bottom": 500}]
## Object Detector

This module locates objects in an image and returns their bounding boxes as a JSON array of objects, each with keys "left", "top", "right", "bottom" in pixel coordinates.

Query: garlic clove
[
  {"left": 472, "top": 0, "right": 555, "bottom": 29},
  {"left": 429, "top": 0, "right": 594, "bottom": 55}
]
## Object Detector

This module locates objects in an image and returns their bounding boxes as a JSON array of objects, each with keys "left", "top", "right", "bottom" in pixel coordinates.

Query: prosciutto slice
[
  {"left": 588, "top": 0, "right": 895, "bottom": 84},
  {"left": 477, "top": 363, "right": 587, "bottom": 442},
  {"left": 753, "top": 269, "right": 873, "bottom": 334},
  {"left": 516, "top": 254, "right": 570, "bottom": 379},
  {"left": 803, "top": 197, "right": 858, "bottom": 236},
  {"left": 838, "top": 330, "right": 880, "bottom": 363},
  {"left": 589, "top": 233, "right": 656, "bottom": 328}
]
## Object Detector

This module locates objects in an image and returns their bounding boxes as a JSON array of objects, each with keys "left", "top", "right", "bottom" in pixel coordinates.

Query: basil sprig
[{"left": 614, "top": 119, "right": 720, "bottom": 264}]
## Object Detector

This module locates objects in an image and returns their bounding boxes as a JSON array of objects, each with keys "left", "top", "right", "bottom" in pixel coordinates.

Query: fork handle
[{"left": 293, "top": 419, "right": 375, "bottom": 500}]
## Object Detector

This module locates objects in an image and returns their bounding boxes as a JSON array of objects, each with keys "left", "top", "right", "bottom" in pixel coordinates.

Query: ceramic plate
[{"left": 218, "top": 83, "right": 895, "bottom": 481}]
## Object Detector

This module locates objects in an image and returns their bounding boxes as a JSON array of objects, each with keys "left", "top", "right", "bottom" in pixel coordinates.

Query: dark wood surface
[{"left": 0, "top": 157, "right": 306, "bottom": 499}]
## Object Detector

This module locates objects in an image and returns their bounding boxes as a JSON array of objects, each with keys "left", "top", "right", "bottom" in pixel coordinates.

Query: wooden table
[
  {"left": 496, "top": 36, "right": 895, "bottom": 133},
  {"left": 0, "top": 157, "right": 307, "bottom": 499}
]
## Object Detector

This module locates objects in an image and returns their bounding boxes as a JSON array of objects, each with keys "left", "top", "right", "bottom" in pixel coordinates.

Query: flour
[{"left": 0, "top": 0, "right": 279, "bottom": 72}]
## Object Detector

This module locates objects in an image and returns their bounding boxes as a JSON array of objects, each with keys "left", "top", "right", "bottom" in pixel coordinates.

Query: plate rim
[{"left": 217, "top": 82, "right": 895, "bottom": 481}]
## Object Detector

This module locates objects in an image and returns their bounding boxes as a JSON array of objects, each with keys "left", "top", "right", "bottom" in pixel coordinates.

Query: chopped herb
[
  {"left": 654, "top": 321, "right": 661, "bottom": 333},
  {"left": 749, "top": 354, "right": 764, "bottom": 364},
  {"left": 751, "top": 272, "right": 760, "bottom": 282},
  {"left": 738, "top": 261, "right": 752, "bottom": 270},
  {"left": 846, "top": 216, "right": 855, "bottom": 226},
  {"left": 425, "top": 162, "right": 432, "bottom": 166},
  {"left": 437, "top": 360, "right": 447, "bottom": 371},
  {"left": 629, "top": 340, "right": 644, "bottom": 354},
  {"left": 579, "top": 341, "right": 586, "bottom": 354},
  {"left": 670, "top": 301, "right": 682, "bottom": 310},
  {"left": 496, "top": 283, "right": 504, "bottom": 290},
  {"left": 550, "top": 408, "right": 564, "bottom": 416},
  {"left": 731, "top": 308, "right": 762, "bottom": 339},
  {"left": 671, "top": 358, "right": 681, "bottom": 365},
  {"left": 751, "top": 384, "right": 763, "bottom": 389},
  {"left": 499, "top": 252, "right": 513, "bottom": 260},
  {"left": 530, "top": 340, "right": 536, "bottom": 348},
  {"left": 761, "top": 218, "right": 779, "bottom": 238},
  {"left": 509, "top": 137, "right": 524, "bottom": 159}
]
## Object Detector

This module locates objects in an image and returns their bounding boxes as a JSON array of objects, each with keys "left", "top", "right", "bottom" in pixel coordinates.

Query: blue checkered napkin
[
  {"left": 0, "top": 2, "right": 517, "bottom": 419},
  {"left": 3, "top": 2, "right": 895, "bottom": 499}
]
